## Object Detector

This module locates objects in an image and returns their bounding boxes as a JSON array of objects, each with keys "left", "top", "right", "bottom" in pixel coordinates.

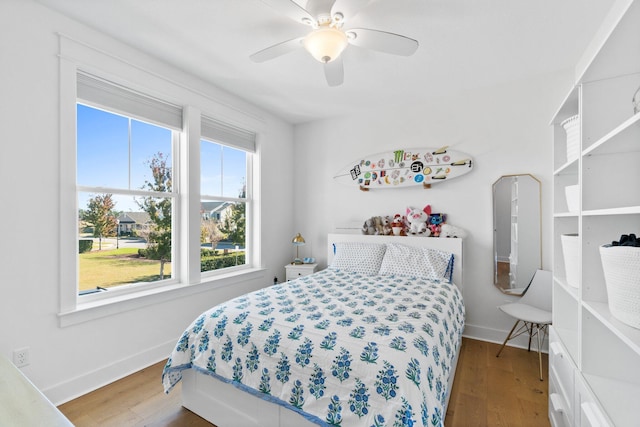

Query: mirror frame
[{"left": 492, "top": 173, "right": 542, "bottom": 295}]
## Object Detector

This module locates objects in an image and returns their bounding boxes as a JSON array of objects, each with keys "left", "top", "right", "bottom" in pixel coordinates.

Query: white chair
[{"left": 496, "top": 269, "right": 552, "bottom": 381}]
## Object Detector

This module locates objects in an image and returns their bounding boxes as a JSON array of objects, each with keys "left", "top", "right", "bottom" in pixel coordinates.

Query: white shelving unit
[{"left": 550, "top": 1, "right": 640, "bottom": 426}]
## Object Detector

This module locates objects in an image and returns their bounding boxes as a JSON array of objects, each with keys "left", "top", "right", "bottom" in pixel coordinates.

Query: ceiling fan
[{"left": 251, "top": 0, "right": 419, "bottom": 86}]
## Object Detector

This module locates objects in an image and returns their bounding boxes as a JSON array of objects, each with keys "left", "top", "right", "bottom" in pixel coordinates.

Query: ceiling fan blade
[
  {"left": 250, "top": 37, "right": 304, "bottom": 62},
  {"left": 331, "top": 0, "right": 372, "bottom": 22},
  {"left": 259, "top": 0, "right": 314, "bottom": 25},
  {"left": 346, "top": 28, "right": 419, "bottom": 56},
  {"left": 324, "top": 57, "right": 344, "bottom": 87}
]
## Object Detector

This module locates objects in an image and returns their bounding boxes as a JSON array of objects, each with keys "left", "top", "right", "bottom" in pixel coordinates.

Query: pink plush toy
[{"left": 406, "top": 205, "right": 432, "bottom": 236}]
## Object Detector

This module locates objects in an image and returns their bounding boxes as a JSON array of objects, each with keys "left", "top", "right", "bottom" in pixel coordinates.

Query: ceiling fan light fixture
[{"left": 303, "top": 27, "right": 348, "bottom": 63}]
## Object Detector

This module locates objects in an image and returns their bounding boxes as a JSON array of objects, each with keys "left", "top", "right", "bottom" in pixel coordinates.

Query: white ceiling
[{"left": 37, "top": 0, "right": 614, "bottom": 124}]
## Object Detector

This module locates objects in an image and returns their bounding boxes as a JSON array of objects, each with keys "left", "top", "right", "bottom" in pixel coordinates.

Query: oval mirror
[{"left": 493, "top": 174, "right": 541, "bottom": 295}]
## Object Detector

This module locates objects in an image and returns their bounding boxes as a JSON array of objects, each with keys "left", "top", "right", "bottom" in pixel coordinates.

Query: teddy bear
[
  {"left": 406, "top": 205, "right": 432, "bottom": 236},
  {"left": 382, "top": 216, "right": 393, "bottom": 235},
  {"left": 373, "top": 216, "right": 385, "bottom": 235},
  {"left": 391, "top": 214, "right": 406, "bottom": 236}
]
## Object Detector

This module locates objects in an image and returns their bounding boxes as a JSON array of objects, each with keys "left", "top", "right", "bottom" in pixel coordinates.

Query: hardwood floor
[
  {"left": 58, "top": 338, "right": 549, "bottom": 426},
  {"left": 445, "top": 338, "right": 549, "bottom": 427}
]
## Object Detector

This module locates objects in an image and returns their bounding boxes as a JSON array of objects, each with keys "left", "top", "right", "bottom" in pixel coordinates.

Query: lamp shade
[
  {"left": 303, "top": 27, "right": 348, "bottom": 63},
  {"left": 292, "top": 233, "right": 306, "bottom": 246}
]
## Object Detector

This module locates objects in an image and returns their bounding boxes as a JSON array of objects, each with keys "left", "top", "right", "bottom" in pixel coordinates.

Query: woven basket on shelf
[
  {"left": 599, "top": 245, "right": 640, "bottom": 329},
  {"left": 561, "top": 115, "right": 580, "bottom": 163}
]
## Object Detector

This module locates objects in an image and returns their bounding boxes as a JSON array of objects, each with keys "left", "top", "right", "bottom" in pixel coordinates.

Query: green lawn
[{"left": 79, "top": 247, "right": 171, "bottom": 291}]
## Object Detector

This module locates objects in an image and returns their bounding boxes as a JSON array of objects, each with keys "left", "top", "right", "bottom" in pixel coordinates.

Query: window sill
[{"left": 58, "top": 267, "right": 266, "bottom": 327}]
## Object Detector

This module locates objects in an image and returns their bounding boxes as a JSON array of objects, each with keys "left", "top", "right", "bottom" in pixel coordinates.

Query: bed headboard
[{"left": 327, "top": 233, "right": 464, "bottom": 289}]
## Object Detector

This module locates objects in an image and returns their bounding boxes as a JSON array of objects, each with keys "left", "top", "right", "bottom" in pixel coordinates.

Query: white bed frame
[{"left": 181, "top": 233, "right": 464, "bottom": 427}]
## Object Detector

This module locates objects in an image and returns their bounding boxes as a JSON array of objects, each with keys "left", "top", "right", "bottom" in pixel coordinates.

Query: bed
[{"left": 163, "top": 233, "right": 464, "bottom": 427}]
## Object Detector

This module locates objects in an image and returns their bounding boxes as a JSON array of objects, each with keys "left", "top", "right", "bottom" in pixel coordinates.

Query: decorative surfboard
[{"left": 334, "top": 147, "right": 474, "bottom": 190}]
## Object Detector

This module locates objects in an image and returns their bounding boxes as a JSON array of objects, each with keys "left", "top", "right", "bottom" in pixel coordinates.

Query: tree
[
  {"left": 137, "top": 152, "right": 172, "bottom": 280},
  {"left": 81, "top": 194, "right": 117, "bottom": 251},
  {"left": 220, "top": 202, "right": 245, "bottom": 246},
  {"left": 201, "top": 218, "right": 226, "bottom": 251}
]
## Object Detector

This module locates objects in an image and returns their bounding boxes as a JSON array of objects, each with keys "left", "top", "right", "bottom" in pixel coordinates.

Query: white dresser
[{"left": 285, "top": 263, "right": 318, "bottom": 281}]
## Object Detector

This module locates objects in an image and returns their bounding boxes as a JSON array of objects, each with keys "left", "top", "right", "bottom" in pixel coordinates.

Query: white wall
[
  {"left": 292, "top": 71, "right": 571, "bottom": 345},
  {"left": 0, "top": 0, "right": 576, "bottom": 405},
  {"left": 0, "top": 0, "right": 295, "bottom": 404}
]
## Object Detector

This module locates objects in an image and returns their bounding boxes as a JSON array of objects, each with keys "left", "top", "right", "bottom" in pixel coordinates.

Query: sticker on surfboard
[{"left": 333, "top": 147, "right": 473, "bottom": 190}]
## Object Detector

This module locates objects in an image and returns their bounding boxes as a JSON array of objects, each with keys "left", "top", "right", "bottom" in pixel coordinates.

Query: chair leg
[
  {"left": 496, "top": 320, "right": 520, "bottom": 357},
  {"left": 536, "top": 324, "right": 543, "bottom": 381},
  {"left": 527, "top": 322, "right": 533, "bottom": 352},
  {"left": 535, "top": 324, "right": 549, "bottom": 381}
]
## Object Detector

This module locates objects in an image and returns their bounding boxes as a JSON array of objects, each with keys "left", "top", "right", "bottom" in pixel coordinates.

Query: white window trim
[
  {"left": 199, "top": 135, "right": 254, "bottom": 274},
  {"left": 58, "top": 267, "right": 266, "bottom": 328},
  {"left": 58, "top": 35, "right": 264, "bottom": 327}
]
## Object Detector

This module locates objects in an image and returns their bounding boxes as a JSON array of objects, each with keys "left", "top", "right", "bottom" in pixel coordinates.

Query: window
[
  {"left": 72, "top": 71, "right": 257, "bottom": 303},
  {"left": 58, "top": 37, "right": 263, "bottom": 325},
  {"left": 76, "top": 73, "right": 180, "bottom": 295},
  {"left": 200, "top": 116, "right": 255, "bottom": 274}
]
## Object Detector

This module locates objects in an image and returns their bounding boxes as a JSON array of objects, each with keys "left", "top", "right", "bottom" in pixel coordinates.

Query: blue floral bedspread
[{"left": 162, "top": 268, "right": 465, "bottom": 427}]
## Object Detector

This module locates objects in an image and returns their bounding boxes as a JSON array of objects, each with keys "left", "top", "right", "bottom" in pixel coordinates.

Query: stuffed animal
[
  {"left": 362, "top": 218, "right": 376, "bottom": 235},
  {"left": 440, "top": 223, "right": 466, "bottom": 238},
  {"left": 373, "top": 216, "right": 384, "bottom": 235},
  {"left": 426, "top": 206, "right": 446, "bottom": 237},
  {"left": 382, "top": 216, "right": 393, "bottom": 235},
  {"left": 391, "top": 214, "right": 406, "bottom": 236},
  {"left": 406, "top": 205, "right": 431, "bottom": 236}
]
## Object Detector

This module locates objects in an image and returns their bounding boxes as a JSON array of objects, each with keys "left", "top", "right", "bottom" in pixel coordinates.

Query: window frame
[
  {"left": 75, "top": 108, "right": 181, "bottom": 303},
  {"left": 58, "top": 36, "right": 263, "bottom": 327},
  {"left": 199, "top": 136, "right": 253, "bottom": 277},
  {"left": 75, "top": 81, "right": 181, "bottom": 300}
]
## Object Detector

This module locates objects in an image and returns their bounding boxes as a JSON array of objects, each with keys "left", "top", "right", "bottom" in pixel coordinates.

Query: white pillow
[
  {"left": 329, "top": 242, "right": 387, "bottom": 275},
  {"left": 379, "top": 243, "right": 454, "bottom": 282}
]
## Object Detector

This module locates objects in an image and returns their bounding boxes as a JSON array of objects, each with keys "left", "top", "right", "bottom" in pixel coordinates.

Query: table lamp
[{"left": 292, "top": 233, "right": 305, "bottom": 264}]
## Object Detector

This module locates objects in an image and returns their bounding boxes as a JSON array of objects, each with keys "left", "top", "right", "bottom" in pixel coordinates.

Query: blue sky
[{"left": 77, "top": 104, "right": 246, "bottom": 213}]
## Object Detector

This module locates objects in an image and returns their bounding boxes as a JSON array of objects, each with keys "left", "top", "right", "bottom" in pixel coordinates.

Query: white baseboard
[
  {"left": 44, "top": 339, "right": 176, "bottom": 406},
  {"left": 463, "top": 322, "right": 549, "bottom": 353}
]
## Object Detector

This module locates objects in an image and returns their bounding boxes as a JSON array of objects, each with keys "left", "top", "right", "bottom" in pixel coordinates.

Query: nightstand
[{"left": 285, "top": 263, "right": 318, "bottom": 281}]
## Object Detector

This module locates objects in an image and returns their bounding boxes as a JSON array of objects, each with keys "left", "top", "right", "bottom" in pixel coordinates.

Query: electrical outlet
[{"left": 13, "top": 347, "right": 30, "bottom": 368}]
